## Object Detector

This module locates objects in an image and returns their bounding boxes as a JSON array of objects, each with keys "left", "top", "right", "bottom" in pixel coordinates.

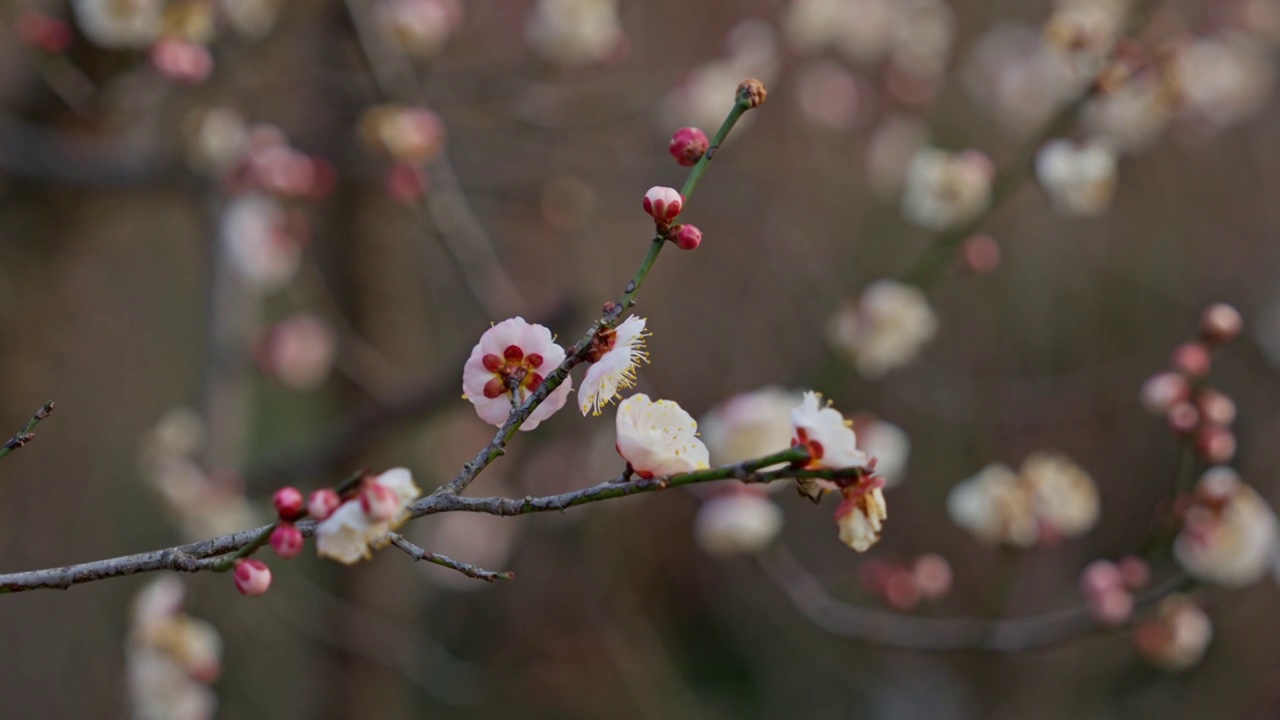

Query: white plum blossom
[
  {"left": 700, "top": 386, "right": 806, "bottom": 469},
  {"left": 72, "top": 0, "right": 163, "bottom": 49},
  {"left": 1134, "top": 595, "right": 1214, "bottom": 671},
  {"left": 784, "top": 0, "right": 894, "bottom": 63},
  {"left": 900, "top": 147, "right": 994, "bottom": 230},
  {"left": 836, "top": 484, "right": 887, "bottom": 552},
  {"left": 257, "top": 314, "right": 337, "bottom": 391},
  {"left": 828, "top": 279, "right": 939, "bottom": 379},
  {"left": 855, "top": 416, "right": 911, "bottom": 488},
  {"left": 315, "top": 468, "right": 422, "bottom": 565},
  {"left": 1174, "top": 467, "right": 1278, "bottom": 587},
  {"left": 220, "top": 0, "right": 284, "bottom": 39},
  {"left": 962, "top": 23, "right": 1086, "bottom": 137},
  {"left": 694, "top": 490, "right": 785, "bottom": 556},
  {"left": 525, "top": 0, "right": 625, "bottom": 67},
  {"left": 461, "top": 317, "right": 573, "bottom": 430},
  {"left": 1022, "top": 453, "right": 1101, "bottom": 540},
  {"left": 375, "top": 0, "right": 462, "bottom": 58},
  {"left": 221, "top": 194, "right": 301, "bottom": 293},
  {"left": 127, "top": 578, "right": 222, "bottom": 720},
  {"left": 1035, "top": 139, "right": 1118, "bottom": 216},
  {"left": 579, "top": 315, "right": 648, "bottom": 415},
  {"left": 1082, "top": 75, "right": 1176, "bottom": 154},
  {"left": 614, "top": 394, "right": 710, "bottom": 478},
  {"left": 790, "top": 391, "right": 869, "bottom": 471},
  {"left": 948, "top": 454, "right": 1099, "bottom": 547},
  {"left": 1175, "top": 37, "right": 1275, "bottom": 131}
]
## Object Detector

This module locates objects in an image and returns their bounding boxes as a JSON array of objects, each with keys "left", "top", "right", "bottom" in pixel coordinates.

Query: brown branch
[
  {"left": 388, "top": 533, "right": 514, "bottom": 582},
  {"left": 0, "top": 401, "right": 55, "bottom": 461}
]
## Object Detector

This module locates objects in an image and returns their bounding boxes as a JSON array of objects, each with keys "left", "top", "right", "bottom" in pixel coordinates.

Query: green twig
[{"left": 0, "top": 401, "right": 55, "bottom": 461}]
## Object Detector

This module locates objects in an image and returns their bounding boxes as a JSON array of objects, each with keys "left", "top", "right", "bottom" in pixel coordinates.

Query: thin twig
[
  {"left": 388, "top": 533, "right": 514, "bottom": 582},
  {"left": 0, "top": 401, "right": 55, "bottom": 461}
]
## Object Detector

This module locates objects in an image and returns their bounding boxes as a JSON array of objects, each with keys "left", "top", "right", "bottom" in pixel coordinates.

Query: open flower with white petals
[
  {"left": 828, "top": 280, "right": 938, "bottom": 379},
  {"left": 1173, "top": 467, "right": 1278, "bottom": 587},
  {"left": 948, "top": 453, "right": 1099, "bottom": 547},
  {"left": 790, "top": 391, "right": 869, "bottom": 471},
  {"left": 836, "top": 481, "right": 888, "bottom": 552},
  {"left": 900, "top": 147, "right": 994, "bottom": 230},
  {"left": 1034, "top": 139, "right": 1118, "bottom": 217},
  {"left": 614, "top": 394, "right": 709, "bottom": 478},
  {"left": 462, "top": 317, "right": 573, "bottom": 430},
  {"left": 316, "top": 468, "right": 421, "bottom": 565},
  {"left": 579, "top": 315, "right": 649, "bottom": 415},
  {"left": 701, "top": 386, "right": 805, "bottom": 473},
  {"left": 695, "top": 489, "right": 785, "bottom": 556}
]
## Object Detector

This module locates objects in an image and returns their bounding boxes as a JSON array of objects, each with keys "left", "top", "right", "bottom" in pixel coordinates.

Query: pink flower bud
[
  {"left": 273, "top": 486, "right": 305, "bottom": 520},
  {"left": 1196, "top": 425, "right": 1236, "bottom": 463},
  {"left": 1087, "top": 587, "right": 1134, "bottom": 626},
  {"left": 1171, "top": 342, "right": 1211, "bottom": 378},
  {"left": 668, "top": 127, "right": 709, "bottom": 167},
  {"left": 884, "top": 570, "right": 920, "bottom": 610},
  {"left": 643, "top": 186, "right": 683, "bottom": 224},
  {"left": 1200, "top": 303, "right": 1242, "bottom": 345},
  {"left": 912, "top": 553, "right": 952, "bottom": 600},
  {"left": 1140, "top": 372, "right": 1190, "bottom": 415},
  {"left": 1079, "top": 559, "right": 1123, "bottom": 597},
  {"left": 15, "top": 11, "right": 71, "bottom": 54},
  {"left": 360, "top": 480, "right": 400, "bottom": 521},
  {"left": 1196, "top": 389, "right": 1237, "bottom": 427},
  {"left": 670, "top": 223, "right": 702, "bottom": 251},
  {"left": 307, "top": 488, "right": 341, "bottom": 520},
  {"left": 269, "top": 523, "right": 304, "bottom": 559},
  {"left": 150, "top": 39, "right": 214, "bottom": 85},
  {"left": 1167, "top": 401, "right": 1200, "bottom": 434},
  {"left": 961, "top": 234, "right": 1001, "bottom": 274},
  {"left": 1118, "top": 555, "right": 1151, "bottom": 590},
  {"left": 234, "top": 559, "right": 272, "bottom": 596}
]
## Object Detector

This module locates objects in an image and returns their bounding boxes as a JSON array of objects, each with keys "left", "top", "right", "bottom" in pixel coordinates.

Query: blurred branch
[
  {"left": 758, "top": 545, "right": 1190, "bottom": 652},
  {"left": 0, "top": 113, "right": 182, "bottom": 187},
  {"left": 388, "top": 532, "right": 514, "bottom": 581},
  {"left": 0, "top": 400, "right": 54, "bottom": 461}
]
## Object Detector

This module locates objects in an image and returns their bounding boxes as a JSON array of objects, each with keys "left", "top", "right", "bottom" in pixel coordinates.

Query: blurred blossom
[
  {"left": 150, "top": 38, "right": 215, "bottom": 84},
  {"left": 127, "top": 578, "right": 222, "bottom": 720},
  {"left": 183, "top": 106, "right": 248, "bottom": 176},
  {"left": 700, "top": 386, "right": 805, "bottom": 469},
  {"left": 255, "top": 314, "right": 337, "bottom": 391},
  {"left": 375, "top": 0, "right": 463, "bottom": 58},
  {"left": 963, "top": 23, "right": 1084, "bottom": 137},
  {"left": 218, "top": 0, "right": 283, "bottom": 39},
  {"left": 525, "top": 0, "right": 625, "bottom": 67},
  {"left": 139, "top": 407, "right": 206, "bottom": 464},
  {"left": 220, "top": 194, "right": 301, "bottom": 292},
  {"left": 795, "top": 61, "right": 868, "bottom": 129},
  {"left": 1133, "top": 595, "right": 1213, "bottom": 671},
  {"left": 73, "top": 0, "right": 163, "bottom": 49},
  {"left": 461, "top": 317, "right": 573, "bottom": 430},
  {"left": 1174, "top": 37, "right": 1276, "bottom": 132},
  {"left": 889, "top": 0, "right": 956, "bottom": 82},
  {"left": 1174, "top": 467, "right": 1278, "bottom": 586},
  {"left": 828, "top": 279, "right": 938, "bottom": 380},
  {"left": 865, "top": 115, "right": 929, "bottom": 200},
  {"left": 359, "top": 104, "right": 447, "bottom": 166},
  {"left": 1034, "top": 139, "right": 1118, "bottom": 217},
  {"left": 316, "top": 468, "right": 421, "bottom": 565},
  {"left": 614, "top": 394, "right": 710, "bottom": 478},
  {"left": 783, "top": 0, "right": 893, "bottom": 63},
  {"left": 1042, "top": 0, "right": 1127, "bottom": 75},
  {"left": 416, "top": 506, "right": 519, "bottom": 591},
  {"left": 853, "top": 415, "right": 910, "bottom": 488},
  {"left": 1231, "top": 0, "right": 1280, "bottom": 46},
  {"left": 163, "top": 0, "right": 218, "bottom": 44},
  {"left": 1083, "top": 73, "right": 1176, "bottom": 153},
  {"left": 694, "top": 489, "right": 785, "bottom": 556},
  {"left": 900, "top": 148, "right": 994, "bottom": 230},
  {"left": 948, "top": 453, "right": 1099, "bottom": 547},
  {"left": 660, "top": 20, "right": 778, "bottom": 132}
]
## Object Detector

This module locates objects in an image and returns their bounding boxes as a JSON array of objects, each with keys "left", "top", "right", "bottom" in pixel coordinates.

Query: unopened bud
[
  {"left": 668, "top": 127, "right": 709, "bottom": 167},
  {"left": 670, "top": 223, "right": 703, "bottom": 251},
  {"left": 643, "top": 186, "right": 683, "bottom": 224},
  {"left": 233, "top": 559, "right": 272, "bottom": 596},
  {"left": 1196, "top": 389, "right": 1237, "bottom": 427},
  {"left": 150, "top": 39, "right": 214, "bottom": 84},
  {"left": 1118, "top": 555, "right": 1151, "bottom": 590},
  {"left": 961, "top": 234, "right": 1001, "bottom": 274},
  {"left": 1080, "top": 559, "right": 1123, "bottom": 597},
  {"left": 272, "top": 486, "right": 305, "bottom": 520},
  {"left": 912, "top": 553, "right": 952, "bottom": 600},
  {"left": 884, "top": 570, "right": 920, "bottom": 610},
  {"left": 1167, "top": 401, "right": 1200, "bottom": 434},
  {"left": 1171, "top": 342, "right": 1211, "bottom": 378},
  {"left": 307, "top": 488, "right": 341, "bottom": 521},
  {"left": 1087, "top": 587, "right": 1134, "bottom": 627},
  {"left": 1140, "top": 372, "right": 1191, "bottom": 415},
  {"left": 738, "top": 78, "right": 768, "bottom": 108},
  {"left": 360, "top": 480, "right": 399, "bottom": 521},
  {"left": 269, "top": 523, "right": 304, "bottom": 559},
  {"left": 1196, "top": 425, "right": 1236, "bottom": 463},
  {"left": 1200, "top": 303, "right": 1242, "bottom": 345}
]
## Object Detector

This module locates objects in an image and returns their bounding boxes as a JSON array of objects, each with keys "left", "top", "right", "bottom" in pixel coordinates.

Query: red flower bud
[
  {"left": 269, "top": 523, "right": 304, "bottom": 559},
  {"left": 668, "top": 127, "right": 709, "bottom": 167},
  {"left": 670, "top": 223, "right": 703, "bottom": 251},
  {"left": 642, "top": 186, "right": 683, "bottom": 224},
  {"left": 307, "top": 488, "right": 341, "bottom": 521},
  {"left": 272, "top": 486, "right": 305, "bottom": 520},
  {"left": 234, "top": 559, "right": 272, "bottom": 596}
]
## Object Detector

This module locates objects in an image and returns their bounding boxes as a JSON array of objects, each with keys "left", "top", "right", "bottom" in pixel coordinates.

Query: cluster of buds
[
  {"left": 359, "top": 104, "right": 448, "bottom": 203},
  {"left": 859, "top": 553, "right": 953, "bottom": 610},
  {"left": 1078, "top": 555, "right": 1151, "bottom": 626},
  {"left": 644, "top": 186, "right": 703, "bottom": 251},
  {"left": 1139, "top": 303, "right": 1243, "bottom": 463}
]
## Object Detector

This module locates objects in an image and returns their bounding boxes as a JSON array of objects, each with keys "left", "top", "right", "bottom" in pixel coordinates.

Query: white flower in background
[
  {"left": 783, "top": 0, "right": 893, "bottom": 63},
  {"left": 72, "top": 0, "right": 162, "bottom": 49},
  {"left": 358, "top": 104, "right": 447, "bottom": 165},
  {"left": 1021, "top": 453, "right": 1101, "bottom": 539},
  {"left": 1082, "top": 75, "right": 1176, "bottom": 154},
  {"left": 855, "top": 416, "right": 910, "bottom": 488},
  {"left": 901, "top": 147, "right": 995, "bottom": 230},
  {"left": 316, "top": 468, "right": 421, "bottom": 565},
  {"left": 866, "top": 115, "right": 930, "bottom": 199},
  {"left": 1174, "top": 37, "right": 1276, "bottom": 131},
  {"left": 256, "top": 314, "right": 337, "bottom": 391},
  {"left": 614, "top": 394, "right": 710, "bottom": 478},
  {"left": 660, "top": 20, "right": 778, "bottom": 132},
  {"left": 889, "top": 0, "right": 956, "bottom": 80},
  {"left": 790, "top": 391, "right": 868, "bottom": 471},
  {"left": 836, "top": 484, "right": 888, "bottom": 552},
  {"left": 962, "top": 23, "right": 1086, "bottom": 137},
  {"left": 127, "top": 578, "right": 221, "bottom": 720},
  {"left": 828, "top": 280, "right": 939, "bottom": 379},
  {"left": 700, "top": 386, "right": 805, "bottom": 469},
  {"left": 183, "top": 106, "right": 248, "bottom": 176},
  {"left": 219, "top": 0, "right": 283, "bottom": 40},
  {"left": 375, "top": 0, "right": 462, "bottom": 58},
  {"left": 948, "top": 463, "right": 1039, "bottom": 547},
  {"left": 461, "top": 317, "right": 573, "bottom": 430},
  {"left": 1034, "top": 139, "right": 1118, "bottom": 216},
  {"left": 695, "top": 490, "right": 785, "bottom": 556},
  {"left": 1174, "top": 467, "right": 1278, "bottom": 586},
  {"left": 1042, "top": 0, "right": 1126, "bottom": 74},
  {"left": 221, "top": 194, "right": 300, "bottom": 293},
  {"left": 1133, "top": 595, "right": 1213, "bottom": 671},
  {"left": 525, "top": 0, "right": 624, "bottom": 67},
  {"left": 579, "top": 315, "right": 649, "bottom": 415}
]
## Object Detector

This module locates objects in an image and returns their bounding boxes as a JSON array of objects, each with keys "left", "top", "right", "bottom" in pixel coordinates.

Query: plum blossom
[
  {"left": 660, "top": 20, "right": 778, "bottom": 132},
  {"left": 255, "top": 314, "right": 337, "bottom": 391},
  {"left": 1021, "top": 453, "right": 1101, "bottom": 540},
  {"left": 614, "top": 394, "right": 710, "bottom": 478},
  {"left": 1034, "top": 139, "right": 1118, "bottom": 216},
  {"left": 836, "top": 481, "right": 888, "bottom": 552},
  {"left": 900, "top": 147, "right": 994, "bottom": 230},
  {"left": 359, "top": 104, "right": 447, "bottom": 165},
  {"left": 315, "top": 468, "right": 422, "bottom": 565},
  {"left": 127, "top": 578, "right": 221, "bottom": 720},
  {"left": 375, "top": 0, "right": 463, "bottom": 58},
  {"left": 525, "top": 0, "right": 625, "bottom": 67},
  {"left": 1174, "top": 37, "right": 1275, "bottom": 132},
  {"left": 694, "top": 489, "right": 785, "bottom": 556},
  {"left": 947, "top": 453, "right": 1099, "bottom": 547},
  {"left": 579, "top": 315, "right": 648, "bottom": 416},
  {"left": 1173, "top": 467, "right": 1278, "bottom": 586},
  {"left": 461, "top": 317, "right": 573, "bottom": 430},
  {"left": 854, "top": 416, "right": 911, "bottom": 488},
  {"left": 790, "top": 391, "right": 869, "bottom": 471},
  {"left": 72, "top": 0, "right": 162, "bottom": 49},
  {"left": 700, "top": 386, "right": 805, "bottom": 469},
  {"left": 221, "top": 194, "right": 302, "bottom": 293},
  {"left": 828, "top": 279, "right": 938, "bottom": 379},
  {"left": 1133, "top": 595, "right": 1213, "bottom": 671}
]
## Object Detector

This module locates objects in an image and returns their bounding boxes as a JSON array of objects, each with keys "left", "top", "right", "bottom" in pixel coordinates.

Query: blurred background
[{"left": 3, "top": 0, "right": 1280, "bottom": 717}]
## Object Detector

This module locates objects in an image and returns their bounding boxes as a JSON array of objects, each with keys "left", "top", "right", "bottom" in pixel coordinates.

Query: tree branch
[
  {"left": 0, "top": 400, "right": 55, "bottom": 461},
  {"left": 388, "top": 533, "right": 514, "bottom": 582}
]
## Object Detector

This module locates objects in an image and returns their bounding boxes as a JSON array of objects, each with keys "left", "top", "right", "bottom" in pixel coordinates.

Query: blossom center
[{"left": 480, "top": 351, "right": 547, "bottom": 398}]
